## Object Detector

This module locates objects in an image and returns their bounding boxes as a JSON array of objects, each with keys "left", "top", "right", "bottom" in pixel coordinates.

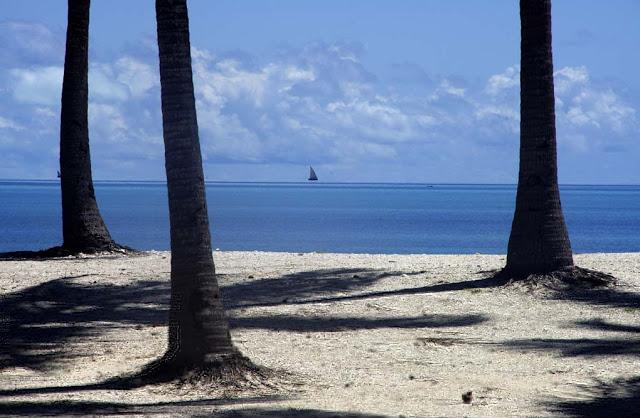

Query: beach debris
[
  {"left": 248, "top": 275, "right": 254, "bottom": 279},
  {"left": 462, "top": 391, "right": 473, "bottom": 404}
]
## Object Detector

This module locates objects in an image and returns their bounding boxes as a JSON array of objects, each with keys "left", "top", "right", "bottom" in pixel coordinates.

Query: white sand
[{"left": 0, "top": 251, "right": 639, "bottom": 417}]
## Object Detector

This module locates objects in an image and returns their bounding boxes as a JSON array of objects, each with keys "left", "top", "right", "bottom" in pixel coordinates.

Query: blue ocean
[{"left": 1, "top": 181, "right": 639, "bottom": 254}]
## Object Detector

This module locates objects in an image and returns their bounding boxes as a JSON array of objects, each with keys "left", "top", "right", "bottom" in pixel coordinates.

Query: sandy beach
[{"left": 0, "top": 251, "right": 639, "bottom": 417}]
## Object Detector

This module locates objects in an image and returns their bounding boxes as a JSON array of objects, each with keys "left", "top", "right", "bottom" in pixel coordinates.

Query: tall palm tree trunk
[
  {"left": 504, "top": 0, "right": 574, "bottom": 276},
  {"left": 156, "top": 0, "right": 235, "bottom": 368},
  {"left": 60, "top": 0, "right": 116, "bottom": 252}
]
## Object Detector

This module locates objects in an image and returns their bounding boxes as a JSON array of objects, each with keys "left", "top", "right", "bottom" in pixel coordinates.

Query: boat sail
[{"left": 308, "top": 166, "right": 318, "bottom": 181}]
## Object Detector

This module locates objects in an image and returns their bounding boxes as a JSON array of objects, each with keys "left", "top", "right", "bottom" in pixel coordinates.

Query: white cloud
[
  {"left": 479, "top": 65, "right": 638, "bottom": 150},
  {"left": 89, "top": 103, "right": 128, "bottom": 142},
  {"left": 326, "top": 98, "right": 419, "bottom": 142},
  {"left": 554, "top": 66, "right": 589, "bottom": 94},
  {"left": 284, "top": 66, "right": 315, "bottom": 82},
  {"left": 486, "top": 65, "right": 519, "bottom": 96},
  {"left": 115, "top": 56, "right": 159, "bottom": 97},
  {"left": 430, "top": 79, "right": 466, "bottom": 100},
  {"left": 8, "top": 58, "right": 157, "bottom": 106},
  {"left": 0, "top": 21, "right": 64, "bottom": 65},
  {"left": 474, "top": 105, "right": 519, "bottom": 133},
  {"left": 34, "top": 107, "right": 56, "bottom": 119},
  {"left": 89, "top": 64, "right": 130, "bottom": 102},
  {"left": 564, "top": 89, "right": 635, "bottom": 133},
  {"left": 1, "top": 26, "right": 638, "bottom": 182},
  {"left": 9, "top": 66, "right": 63, "bottom": 105},
  {"left": 0, "top": 115, "right": 23, "bottom": 131}
]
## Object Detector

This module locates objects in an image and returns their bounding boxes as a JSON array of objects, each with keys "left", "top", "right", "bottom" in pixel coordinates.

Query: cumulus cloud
[
  {"left": 0, "top": 20, "right": 638, "bottom": 182},
  {"left": 0, "top": 22, "right": 64, "bottom": 66},
  {"left": 7, "top": 57, "right": 158, "bottom": 105},
  {"left": 486, "top": 65, "right": 519, "bottom": 96},
  {"left": 554, "top": 67, "right": 637, "bottom": 149},
  {"left": 9, "top": 66, "right": 63, "bottom": 105},
  {"left": 478, "top": 65, "right": 638, "bottom": 151},
  {"left": 0, "top": 115, "right": 23, "bottom": 131},
  {"left": 114, "top": 56, "right": 159, "bottom": 98}
]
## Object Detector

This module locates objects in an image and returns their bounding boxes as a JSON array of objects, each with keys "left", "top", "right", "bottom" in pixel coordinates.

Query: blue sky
[{"left": 1, "top": 0, "right": 639, "bottom": 183}]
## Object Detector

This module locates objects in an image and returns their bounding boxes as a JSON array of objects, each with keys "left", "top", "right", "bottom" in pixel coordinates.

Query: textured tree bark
[
  {"left": 60, "top": 0, "right": 116, "bottom": 252},
  {"left": 156, "top": 0, "right": 236, "bottom": 369},
  {"left": 504, "top": 0, "right": 574, "bottom": 276}
]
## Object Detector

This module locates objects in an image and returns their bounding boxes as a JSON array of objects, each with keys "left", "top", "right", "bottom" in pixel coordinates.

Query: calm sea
[{"left": 1, "top": 181, "right": 639, "bottom": 254}]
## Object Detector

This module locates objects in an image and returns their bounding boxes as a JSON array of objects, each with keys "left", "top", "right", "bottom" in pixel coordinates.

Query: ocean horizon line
[{"left": 2, "top": 179, "right": 640, "bottom": 187}]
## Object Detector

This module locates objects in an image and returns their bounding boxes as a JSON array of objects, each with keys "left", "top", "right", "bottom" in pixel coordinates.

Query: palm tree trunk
[
  {"left": 504, "top": 0, "right": 574, "bottom": 276},
  {"left": 60, "top": 0, "right": 116, "bottom": 252},
  {"left": 155, "top": 0, "right": 235, "bottom": 368}
]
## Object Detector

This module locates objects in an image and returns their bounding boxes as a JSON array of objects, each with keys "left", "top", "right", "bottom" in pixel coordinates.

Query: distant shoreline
[{"left": 2, "top": 179, "right": 640, "bottom": 187}]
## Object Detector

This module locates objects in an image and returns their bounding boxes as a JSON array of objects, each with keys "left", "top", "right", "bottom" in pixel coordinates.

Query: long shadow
[
  {"left": 547, "top": 376, "right": 640, "bottom": 418},
  {"left": 0, "top": 264, "right": 497, "bottom": 402},
  {"left": 500, "top": 337, "right": 640, "bottom": 357},
  {"left": 500, "top": 318, "right": 640, "bottom": 357},
  {"left": 0, "top": 266, "right": 488, "bottom": 375},
  {"left": 221, "top": 268, "right": 431, "bottom": 309},
  {"left": 205, "top": 409, "right": 391, "bottom": 418},
  {"left": 230, "top": 313, "right": 489, "bottom": 332},
  {"left": 0, "top": 248, "right": 79, "bottom": 261},
  {"left": 0, "top": 276, "right": 168, "bottom": 372},
  {"left": 0, "top": 266, "right": 496, "bottom": 373},
  {"left": 499, "top": 318, "right": 640, "bottom": 417},
  {"left": 0, "top": 311, "right": 488, "bottom": 399},
  {"left": 0, "top": 398, "right": 389, "bottom": 417},
  {"left": 575, "top": 318, "right": 640, "bottom": 334},
  {"left": 224, "top": 270, "right": 502, "bottom": 309},
  {"left": 0, "top": 396, "right": 280, "bottom": 416},
  {"left": 548, "top": 285, "right": 640, "bottom": 310},
  {"left": 0, "top": 246, "right": 137, "bottom": 261}
]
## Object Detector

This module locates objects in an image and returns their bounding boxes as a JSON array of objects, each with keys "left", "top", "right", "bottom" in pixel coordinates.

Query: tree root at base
[
  {"left": 493, "top": 266, "right": 617, "bottom": 290},
  {"left": 106, "top": 351, "right": 278, "bottom": 390},
  {"left": 0, "top": 243, "right": 137, "bottom": 260}
]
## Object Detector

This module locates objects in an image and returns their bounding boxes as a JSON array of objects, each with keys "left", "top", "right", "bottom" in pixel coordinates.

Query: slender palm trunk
[
  {"left": 60, "top": 0, "right": 116, "bottom": 252},
  {"left": 505, "top": 0, "right": 574, "bottom": 276},
  {"left": 156, "top": 0, "right": 235, "bottom": 368}
]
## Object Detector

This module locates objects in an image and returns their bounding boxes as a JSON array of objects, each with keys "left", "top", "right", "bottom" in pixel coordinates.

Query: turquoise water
[{"left": 1, "top": 181, "right": 639, "bottom": 254}]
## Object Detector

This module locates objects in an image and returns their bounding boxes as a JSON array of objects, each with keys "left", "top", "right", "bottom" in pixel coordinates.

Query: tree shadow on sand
[
  {"left": 0, "top": 247, "right": 136, "bottom": 261},
  {"left": 0, "top": 267, "right": 431, "bottom": 373},
  {"left": 499, "top": 318, "right": 640, "bottom": 357},
  {"left": 221, "top": 267, "right": 430, "bottom": 309},
  {"left": 498, "top": 318, "right": 640, "bottom": 417},
  {"left": 0, "top": 266, "right": 482, "bottom": 374},
  {"left": 230, "top": 313, "right": 488, "bottom": 332},
  {"left": 0, "top": 396, "right": 276, "bottom": 416},
  {"left": 0, "top": 276, "right": 169, "bottom": 372},
  {"left": 224, "top": 268, "right": 503, "bottom": 309},
  {"left": 546, "top": 376, "right": 640, "bottom": 418},
  {"left": 0, "top": 397, "right": 391, "bottom": 418},
  {"left": 0, "top": 266, "right": 491, "bottom": 399},
  {"left": 547, "top": 284, "right": 640, "bottom": 310}
]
